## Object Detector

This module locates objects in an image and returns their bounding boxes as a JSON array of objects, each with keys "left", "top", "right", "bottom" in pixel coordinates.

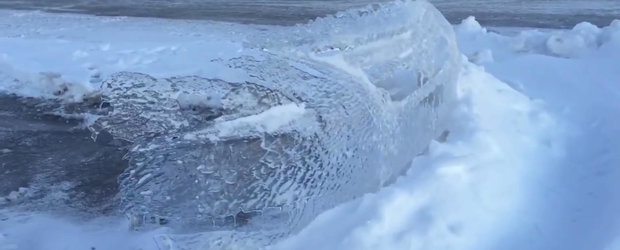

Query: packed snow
[{"left": 1, "top": 4, "right": 619, "bottom": 250}]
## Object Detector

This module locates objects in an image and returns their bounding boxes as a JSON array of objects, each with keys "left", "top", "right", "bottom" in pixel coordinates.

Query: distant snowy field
[{"left": 1, "top": 6, "right": 619, "bottom": 250}]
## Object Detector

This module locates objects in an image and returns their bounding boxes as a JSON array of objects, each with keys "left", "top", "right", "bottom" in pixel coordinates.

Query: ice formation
[{"left": 0, "top": 0, "right": 461, "bottom": 248}]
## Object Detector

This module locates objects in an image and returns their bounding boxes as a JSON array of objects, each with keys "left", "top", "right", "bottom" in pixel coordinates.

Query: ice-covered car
[{"left": 0, "top": 0, "right": 460, "bottom": 248}]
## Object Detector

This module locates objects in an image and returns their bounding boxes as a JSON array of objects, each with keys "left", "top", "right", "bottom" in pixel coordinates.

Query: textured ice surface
[{"left": 88, "top": 0, "right": 461, "bottom": 247}]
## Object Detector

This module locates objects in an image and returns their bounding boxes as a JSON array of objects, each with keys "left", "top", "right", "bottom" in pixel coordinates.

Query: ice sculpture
[{"left": 90, "top": 0, "right": 460, "bottom": 247}]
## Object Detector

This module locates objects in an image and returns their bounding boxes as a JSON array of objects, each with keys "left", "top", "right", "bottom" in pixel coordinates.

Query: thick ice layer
[{"left": 93, "top": 0, "right": 461, "bottom": 246}]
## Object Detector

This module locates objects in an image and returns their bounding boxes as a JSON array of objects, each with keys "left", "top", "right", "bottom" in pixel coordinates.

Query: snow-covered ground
[{"left": 1, "top": 6, "right": 619, "bottom": 250}]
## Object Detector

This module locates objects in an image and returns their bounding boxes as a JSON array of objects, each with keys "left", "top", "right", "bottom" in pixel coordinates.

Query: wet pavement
[
  {"left": 0, "top": 0, "right": 618, "bottom": 27},
  {"left": 0, "top": 95, "right": 128, "bottom": 216}
]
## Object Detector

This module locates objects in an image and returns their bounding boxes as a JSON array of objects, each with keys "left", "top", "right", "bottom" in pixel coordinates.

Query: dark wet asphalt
[
  {"left": 0, "top": 0, "right": 618, "bottom": 28},
  {"left": 0, "top": 95, "right": 127, "bottom": 216}
]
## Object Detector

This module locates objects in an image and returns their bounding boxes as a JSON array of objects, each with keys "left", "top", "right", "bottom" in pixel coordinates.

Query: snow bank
[
  {"left": 0, "top": 62, "right": 92, "bottom": 102},
  {"left": 0, "top": 212, "right": 162, "bottom": 250},
  {"left": 456, "top": 16, "right": 620, "bottom": 60},
  {"left": 545, "top": 20, "right": 620, "bottom": 57},
  {"left": 272, "top": 60, "right": 563, "bottom": 250},
  {"left": 455, "top": 16, "right": 620, "bottom": 250}
]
